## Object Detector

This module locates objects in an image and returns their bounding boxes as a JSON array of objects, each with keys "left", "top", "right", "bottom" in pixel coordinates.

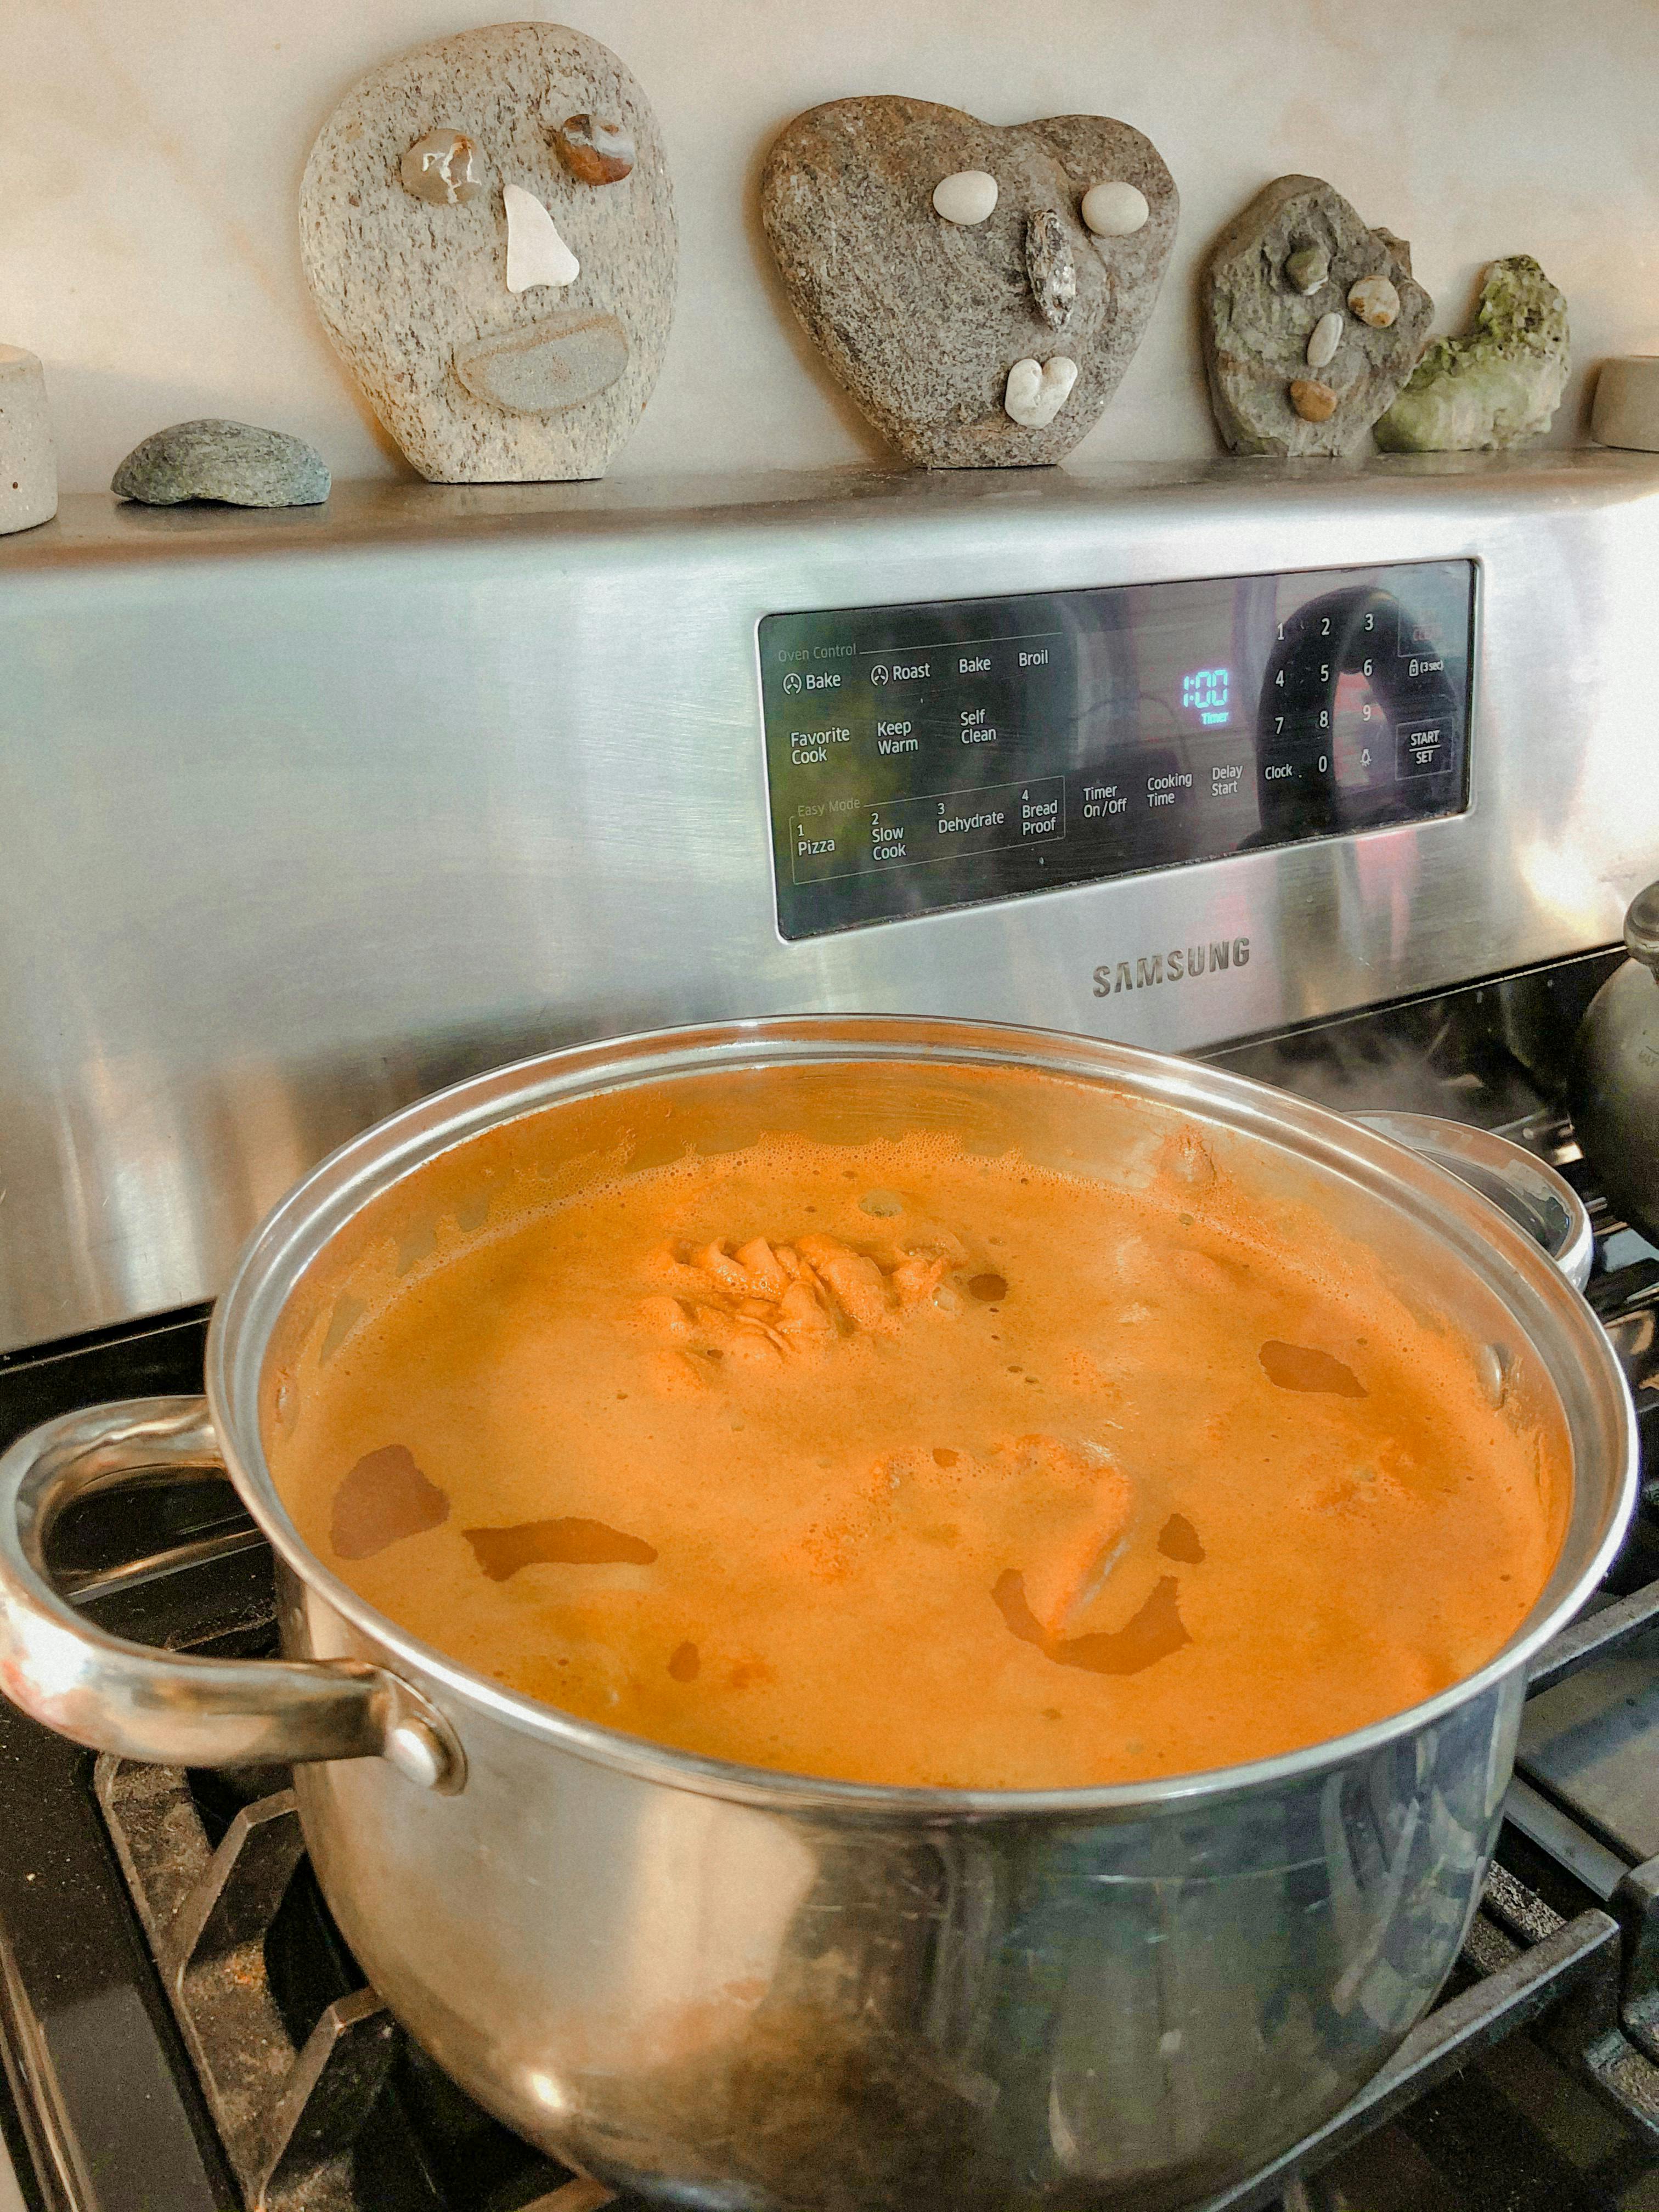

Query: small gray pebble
[{"left": 111, "top": 419, "right": 330, "bottom": 507}]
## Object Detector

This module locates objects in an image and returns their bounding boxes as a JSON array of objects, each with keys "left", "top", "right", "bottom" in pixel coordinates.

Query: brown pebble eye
[
  {"left": 400, "top": 128, "right": 484, "bottom": 206},
  {"left": 553, "top": 114, "right": 635, "bottom": 185}
]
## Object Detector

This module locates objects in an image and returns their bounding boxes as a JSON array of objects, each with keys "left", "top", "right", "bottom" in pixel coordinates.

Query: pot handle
[
  {"left": 0, "top": 1397, "right": 464, "bottom": 1792},
  {"left": 1352, "top": 1111, "right": 1594, "bottom": 1293}
]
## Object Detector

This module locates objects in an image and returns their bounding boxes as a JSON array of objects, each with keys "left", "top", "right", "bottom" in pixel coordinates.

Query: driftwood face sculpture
[
  {"left": 300, "top": 24, "right": 675, "bottom": 483},
  {"left": 761, "top": 96, "right": 1178, "bottom": 468}
]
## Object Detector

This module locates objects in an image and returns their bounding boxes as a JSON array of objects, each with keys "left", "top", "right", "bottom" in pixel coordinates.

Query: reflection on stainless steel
[
  {"left": 0, "top": 1015, "right": 1636, "bottom": 2210},
  {"left": 0, "top": 454, "right": 1655, "bottom": 1352}
]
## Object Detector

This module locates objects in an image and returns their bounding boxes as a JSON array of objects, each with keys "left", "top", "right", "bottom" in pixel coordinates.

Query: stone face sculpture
[
  {"left": 1374, "top": 257, "right": 1568, "bottom": 453},
  {"left": 761, "top": 97, "right": 1178, "bottom": 467},
  {"left": 300, "top": 24, "right": 675, "bottom": 483},
  {"left": 0, "top": 348, "right": 57, "bottom": 535},
  {"left": 112, "top": 421, "right": 330, "bottom": 507},
  {"left": 1204, "top": 175, "right": 1432, "bottom": 458}
]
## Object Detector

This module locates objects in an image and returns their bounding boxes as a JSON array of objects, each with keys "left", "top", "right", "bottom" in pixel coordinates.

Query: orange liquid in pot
[{"left": 272, "top": 1125, "right": 1566, "bottom": 1788}]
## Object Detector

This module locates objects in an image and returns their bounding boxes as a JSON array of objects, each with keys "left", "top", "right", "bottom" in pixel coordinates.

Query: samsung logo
[{"left": 1093, "top": 936, "right": 1251, "bottom": 997}]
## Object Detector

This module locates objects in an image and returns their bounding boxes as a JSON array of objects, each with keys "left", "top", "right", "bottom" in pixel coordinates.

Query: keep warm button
[{"left": 1396, "top": 717, "right": 1452, "bottom": 778}]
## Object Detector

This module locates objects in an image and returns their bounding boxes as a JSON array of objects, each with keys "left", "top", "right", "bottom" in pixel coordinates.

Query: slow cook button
[{"left": 1396, "top": 717, "right": 1451, "bottom": 777}]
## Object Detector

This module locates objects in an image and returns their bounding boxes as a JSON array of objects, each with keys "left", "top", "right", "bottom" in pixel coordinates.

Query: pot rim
[{"left": 205, "top": 1012, "right": 1639, "bottom": 1819}]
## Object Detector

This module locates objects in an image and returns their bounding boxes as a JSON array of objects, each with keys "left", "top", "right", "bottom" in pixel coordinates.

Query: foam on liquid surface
[{"left": 272, "top": 1120, "right": 1565, "bottom": 1788}]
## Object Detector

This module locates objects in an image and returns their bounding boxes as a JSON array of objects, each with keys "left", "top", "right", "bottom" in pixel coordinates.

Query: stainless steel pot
[{"left": 0, "top": 1017, "right": 1636, "bottom": 2212}]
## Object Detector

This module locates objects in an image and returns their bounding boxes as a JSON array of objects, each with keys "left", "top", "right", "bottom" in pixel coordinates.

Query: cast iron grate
[{"left": 94, "top": 1742, "right": 611, "bottom": 2212}]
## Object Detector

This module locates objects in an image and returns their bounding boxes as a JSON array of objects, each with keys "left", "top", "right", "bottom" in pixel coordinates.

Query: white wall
[{"left": 5, "top": 0, "right": 1656, "bottom": 493}]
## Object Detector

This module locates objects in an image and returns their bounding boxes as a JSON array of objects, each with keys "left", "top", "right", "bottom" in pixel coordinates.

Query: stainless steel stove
[{"left": 2, "top": 454, "right": 1658, "bottom": 2208}]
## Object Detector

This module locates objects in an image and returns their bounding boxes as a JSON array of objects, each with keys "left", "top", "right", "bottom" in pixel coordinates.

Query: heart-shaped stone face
[
  {"left": 300, "top": 24, "right": 675, "bottom": 484},
  {"left": 761, "top": 97, "right": 1177, "bottom": 468}
]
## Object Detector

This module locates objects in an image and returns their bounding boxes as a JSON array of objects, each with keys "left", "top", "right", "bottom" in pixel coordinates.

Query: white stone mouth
[{"left": 453, "top": 311, "right": 630, "bottom": 416}]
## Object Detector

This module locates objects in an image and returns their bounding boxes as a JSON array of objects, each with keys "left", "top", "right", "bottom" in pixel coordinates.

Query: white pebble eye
[
  {"left": 503, "top": 183, "right": 580, "bottom": 292},
  {"left": 1081, "top": 181, "right": 1149, "bottom": 238},
  {"left": 933, "top": 170, "right": 998, "bottom": 226}
]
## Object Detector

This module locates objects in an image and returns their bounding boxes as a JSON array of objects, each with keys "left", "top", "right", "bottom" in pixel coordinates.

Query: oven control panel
[{"left": 759, "top": 560, "right": 1474, "bottom": 941}]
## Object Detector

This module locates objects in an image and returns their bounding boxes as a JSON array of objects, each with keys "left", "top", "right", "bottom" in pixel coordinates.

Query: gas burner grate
[{"left": 95, "top": 1747, "right": 616, "bottom": 2212}]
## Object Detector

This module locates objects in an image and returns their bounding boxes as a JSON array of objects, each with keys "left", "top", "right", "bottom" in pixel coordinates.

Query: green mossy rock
[{"left": 1374, "top": 256, "right": 1568, "bottom": 452}]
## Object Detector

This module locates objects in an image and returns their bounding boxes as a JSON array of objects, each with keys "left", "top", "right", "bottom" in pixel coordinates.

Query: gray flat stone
[
  {"left": 300, "top": 24, "right": 675, "bottom": 484},
  {"left": 761, "top": 95, "right": 1177, "bottom": 468},
  {"left": 1374, "top": 256, "right": 1568, "bottom": 452},
  {"left": 1203, "top": 175, "right": 1433, "bottom": 458},
  {"left": 111, "top": 419, "right": 329, "bottom": 506}
]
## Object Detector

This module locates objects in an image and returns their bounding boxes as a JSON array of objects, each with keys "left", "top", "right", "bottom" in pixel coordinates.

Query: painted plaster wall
[{"left": 3, "top": 0, "right": 1655, "bottom": 492}]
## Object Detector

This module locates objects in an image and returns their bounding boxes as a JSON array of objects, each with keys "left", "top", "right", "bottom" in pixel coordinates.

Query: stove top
[{"left": 2, "top": 956, "right": 1659, "bottom": 2212}]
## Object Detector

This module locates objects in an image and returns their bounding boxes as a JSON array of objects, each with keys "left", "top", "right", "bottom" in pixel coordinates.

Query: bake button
[{"left": 1396, "top": 718, "right": 1452, "bottom": 777}]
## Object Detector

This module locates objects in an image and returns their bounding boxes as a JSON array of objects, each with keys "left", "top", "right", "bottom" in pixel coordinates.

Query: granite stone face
[
  {"left": 300, "top": 23, "right": 675, "bottom": 483},
  {"left": 761, "top": 96, "right": 1177, "bottom": 469},
  {"left": 1203, "top": 175, "right": 1432, "bottom": 458},
  {"left": 1374, "top": 256, "right": 1568, "bottom": 452},
  {"left": 111, "top": 419, "right": 329, "bottom": 506}
]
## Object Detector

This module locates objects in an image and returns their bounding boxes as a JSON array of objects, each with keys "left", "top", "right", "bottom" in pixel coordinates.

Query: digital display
[{"left": 758, "top": 560, "right": 1475, "bottom": 941}]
